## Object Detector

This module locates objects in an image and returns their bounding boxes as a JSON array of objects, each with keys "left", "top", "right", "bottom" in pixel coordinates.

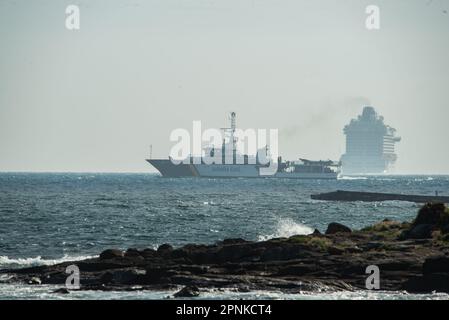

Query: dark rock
[
  {"left": 180, "top": 265, "right": 209, "bottom": 275},
  {"left": 237, "top": 286, "right": 251, "bottom": 293},
  {"left": 278, "top": 245, "right": 305, "bottom": 260},
  {"left": 441, "top": 224, "right": 449, "bottom": 234},
  {"left": 145, "top": 266, "right": 178, "bottom": 284},
  {"left": 221, "top": 238, "right": 248, "bottom": 245},
  {"left": 423, "top": 256, "right": 449, "bottom": 274},
  {"left": 377, "top": 260, "right": 418, "bottom": 271},
  {"left": 401, "top": 224, "right": 434, "bottom": 239},
  {"left": 174, "top": 285, "right": 200, "bottom": 297},
  {"left": 99, "top": 249, "right": 124, "bottom": 260},
  {"left": 402, "top": 273, "right": 449, "bottom": 293},
  {"left": 171, "top": 244, "right": 212, "bottom": 262},
  {"left": 141, "top": 248, "right": 157, "bottom": 258},
  {"left": 362, "top": 242, "right": 384, "bottom": 250},
  {"left": 325, "top": 222, "right": 352, "bottom": 235},
  {"left": 260, "top": 247, "right": 283, "bottom": 261},
  {"left": 328, "top": 246, "right": 344, "bottom": 255},
  {"left": 7, "top": 202, "right": 449, "bottom": 296},
  {"left": 125, "top": 248, "right": 141, "bottom": 258},
  {"left": 76, "top": 260, "right": 130, "bottom": 272},
  {"left": 414, "top": 203, "right": 448, "bottom": 226},
  {"left": 277, "top": 264, "right": 315, "bottom": 276},
  {"left": 108, "top": 269, "right": 146, "bottom": 285},
  {"left": 344, "top": 246, "right": 363, "bottom": 254},
  {"left": 157, "top": 244, "right": 173, "bottom": 255},
  {"left": 100, "top": 272, "right": 114, "bottom": 284},
  {"left": 312, "top": 229, "right": 322, "bottom": 235},
  {"left": 53, "top": 288, "right": 70, "bottom": 294},
  {"left": 216, "top": 244, "right": 260, "bottom": 263}
]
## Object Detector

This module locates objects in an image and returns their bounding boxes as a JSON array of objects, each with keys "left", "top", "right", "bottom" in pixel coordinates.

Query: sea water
[{"left": 1, "top": 173, "right": 448, "bottom": 299}]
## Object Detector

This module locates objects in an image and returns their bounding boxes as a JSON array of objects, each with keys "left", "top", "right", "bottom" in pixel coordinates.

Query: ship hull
[
  {"left": 194, "top": 164, "right": 259, "bottom": 178},
  {"left": 146, "top": 159, "right": 197, "bottom": 177},
  {"left": 273, "top": 172, "right": 338, "bottom": 179},
  {"left": 147, "top": 159, "right": 337, "bottom": 179}
]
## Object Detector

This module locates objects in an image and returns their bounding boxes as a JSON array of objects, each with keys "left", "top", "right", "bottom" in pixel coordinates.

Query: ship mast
[
  {"left": 219, "top": 112, "right": 237, "bottom": 164},
  {"left": 230, "top": 112, "right": 236, "bottom": 149}
]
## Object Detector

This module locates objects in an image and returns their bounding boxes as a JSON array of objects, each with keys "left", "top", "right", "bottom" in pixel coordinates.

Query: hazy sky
[{"left": 1, "top": 0, "right": 449, "bottom": 173}]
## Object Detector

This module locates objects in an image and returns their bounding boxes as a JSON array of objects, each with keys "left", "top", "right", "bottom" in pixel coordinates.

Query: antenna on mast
[
  {"left": 230, "top": 112, "right": 236, "bottom": 133},
  {"left": 150, "top": 144, "right": 153, "bottom": 159}
]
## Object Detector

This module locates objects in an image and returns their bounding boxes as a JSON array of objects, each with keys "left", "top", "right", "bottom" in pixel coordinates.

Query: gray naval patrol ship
[{"left": 147, "top": 113, "right": 340, "bottom": 179}]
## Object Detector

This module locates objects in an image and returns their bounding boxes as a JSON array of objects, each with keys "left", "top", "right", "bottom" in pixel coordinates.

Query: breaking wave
[
  {"left": 0, "top": 254, "right": 97, "bottom": 269},
  {"left": 258, "top": 218, "right": 314, "bottom": 241}
]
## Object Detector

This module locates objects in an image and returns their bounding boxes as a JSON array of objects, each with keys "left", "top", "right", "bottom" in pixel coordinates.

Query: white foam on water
[
  {"left": 194, "top": 288, "right": 449, "bottom": 300},
  {"left": 0, "top": 254, "right": 97, "bottom": 269},
  {"left": 0, "top": 284, "right": 174, "bottom": 300},
  {"left": 0, "top": 283, "right": 448, "bottom": 300},
  {"left": 258, "top": 218, "right": 314, "bottom": 241},
  {"left": 338, "top": 176, "right": 368, "bottom": 180}
]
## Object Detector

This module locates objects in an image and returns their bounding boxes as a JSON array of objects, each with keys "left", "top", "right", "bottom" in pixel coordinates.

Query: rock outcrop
[
  {"left": 100, "top": 249, "right": 124, "bottom": 260},
  {"left": 3, "top": 203, "right": 449, "bottom": 295},
  {"left": 399, "top": 202, "right": 449, "bottom": 240},
  {"left": 325, "top": 222, "right": 352, "bottom": 235}
]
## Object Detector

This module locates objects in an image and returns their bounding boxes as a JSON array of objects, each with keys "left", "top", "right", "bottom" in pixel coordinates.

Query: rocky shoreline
[{"left": 2, "top": 203, "right": 449, "bottom": 297}]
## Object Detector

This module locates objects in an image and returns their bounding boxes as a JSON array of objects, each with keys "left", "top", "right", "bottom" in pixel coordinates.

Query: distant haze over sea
[{"left": 1, "top": 0, "right": 448, "bottom": 174}]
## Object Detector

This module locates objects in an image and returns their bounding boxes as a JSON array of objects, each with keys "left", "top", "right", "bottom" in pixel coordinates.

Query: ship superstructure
[
  {"left": 341, "top": 106, "right": 401, "bottom": 175},
  {"left": 147, "top": 113, "right": 339, "bottom": 179}
]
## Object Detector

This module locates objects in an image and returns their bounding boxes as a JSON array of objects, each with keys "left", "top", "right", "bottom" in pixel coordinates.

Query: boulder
[
  {"left": 423, "top": 256, "right": 449, "bottom": 274},
  {"left": 325, "top": 222, "right": 352, "bottom": 235},
  {"left": 400, "top": 224, "right": 434, "bottom": 240},
  {"left": 99, "top": 249, "right": 124, "bottom": 260},
  {"left": 221, "top": 238, "right": 249, "bottom": 245},
  {"left": 53, "top": 288, "right": 70, "bottom": 294},
  {"left": 157, "top": 244, "right": 173, "bottom": 255},
  {"left": 108, "top": 269, "right": 146, "bottom": 285},
  {"left": 402, "top": 273, "right": 449, "bottom": 293},
  {"left": 141, "top": 248, "right": 157, "bottom": 258},
  {"left": 414, "top": 203, "right": 448, "bottom": 226},
  {"left": 441, "top": 224, "right": 449, "bottom": 234},
  {"left": 174, "top": 285, "right": 200, "bottom": 298},
  {"left": 145, "top": 266, "right": 178, "bottom": 284},
  {"left": 125, "top": 248, "right": 141, "bottom": 258},
  {"left": 312, "top": 229, "right": 322, "bottom": 235}
]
